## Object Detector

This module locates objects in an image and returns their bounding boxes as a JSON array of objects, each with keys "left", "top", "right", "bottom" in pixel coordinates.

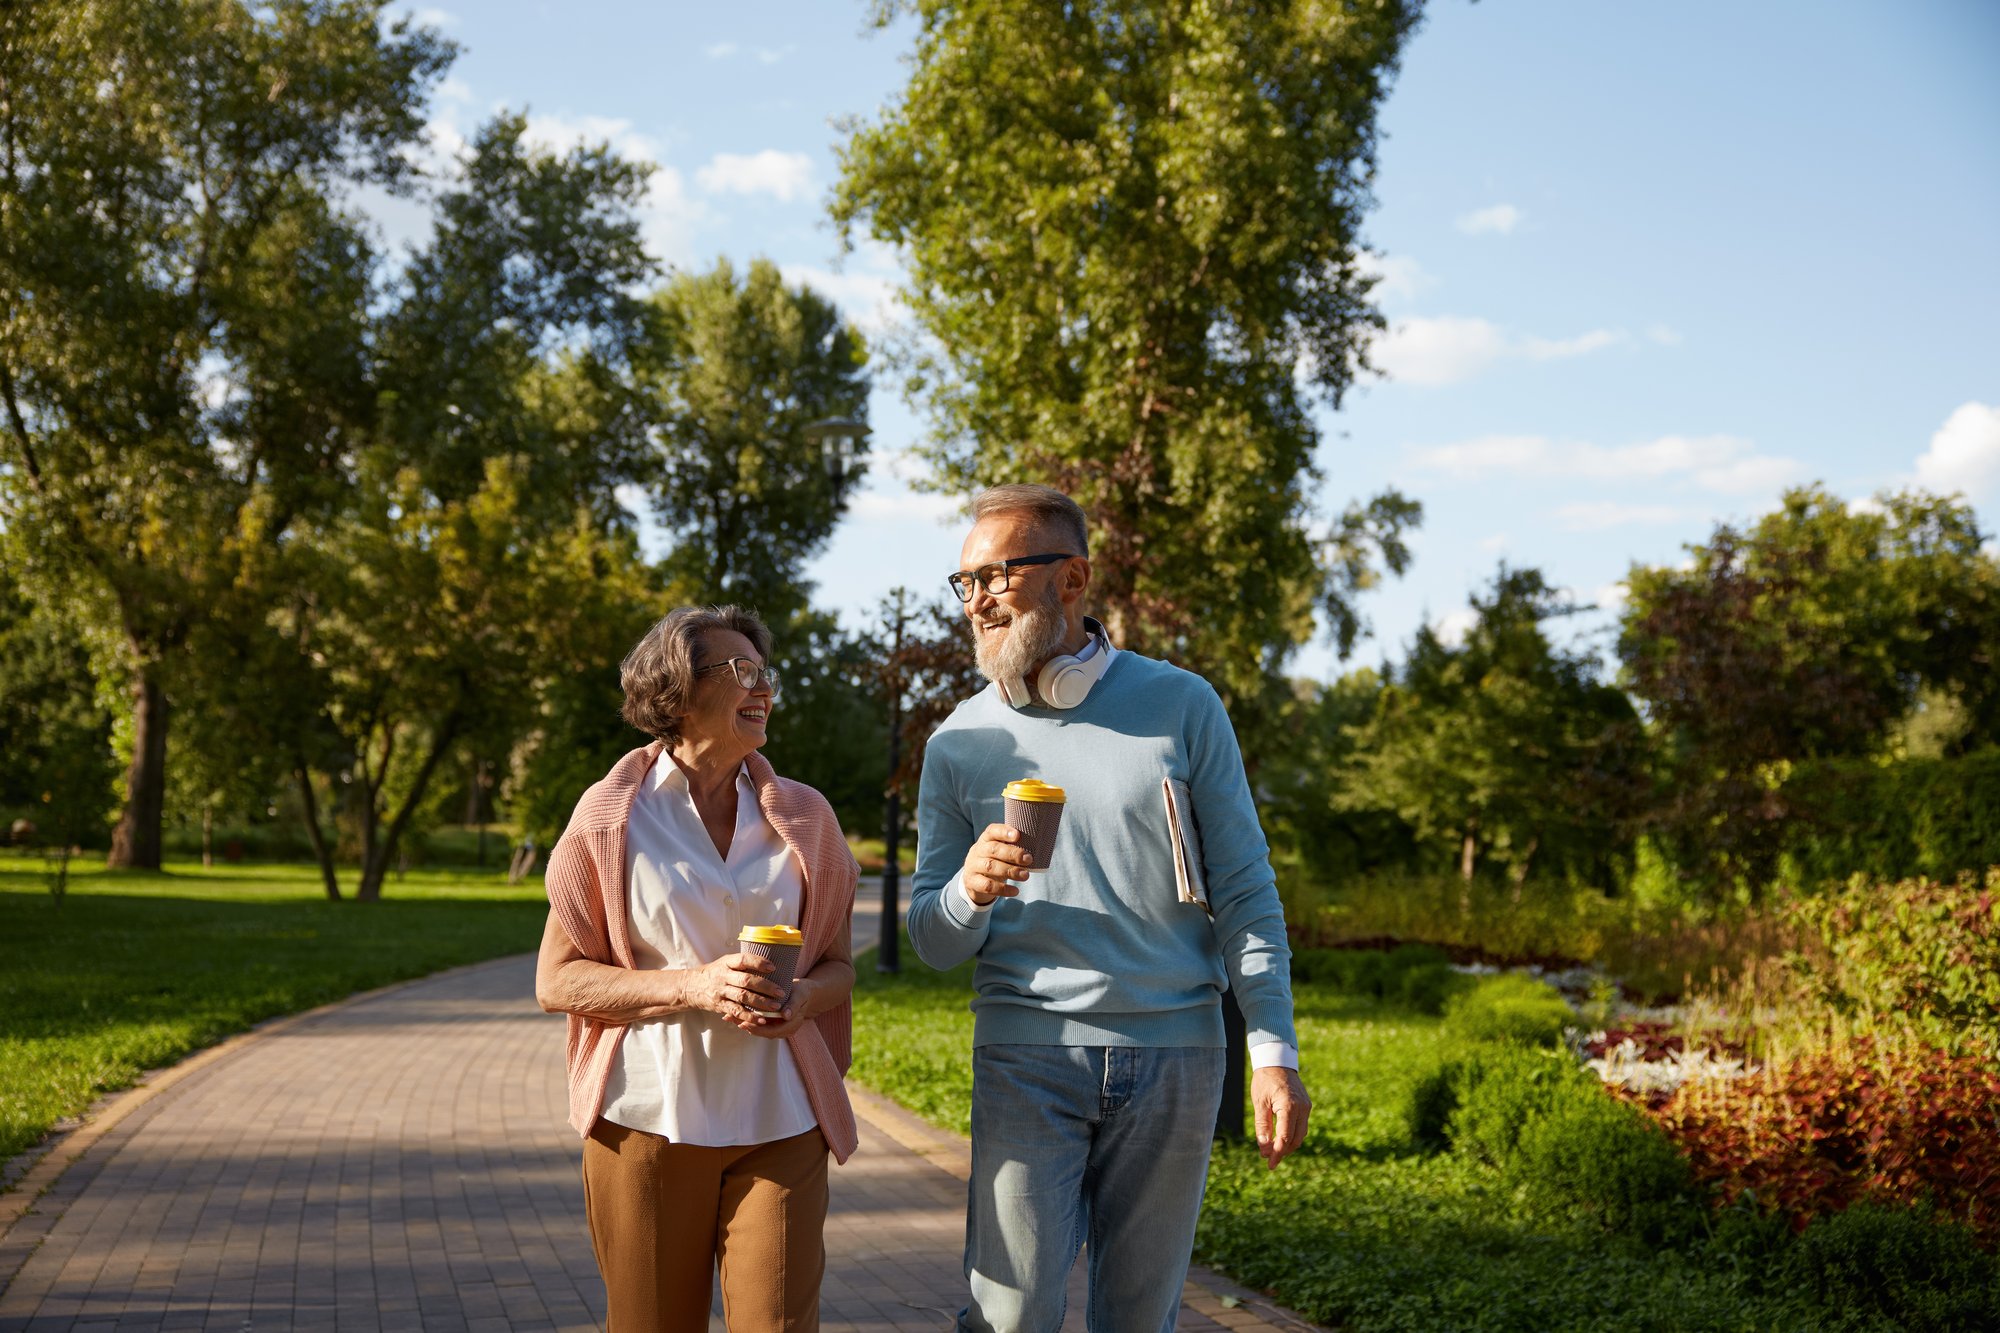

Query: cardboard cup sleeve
[{"left": 1003, "top": 796, "right": 1066, "bottom": 873}]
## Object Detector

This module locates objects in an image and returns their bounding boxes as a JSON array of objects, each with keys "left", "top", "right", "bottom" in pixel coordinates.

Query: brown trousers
[{"left": 582, "top": 1120, "right": 829, "bottom": 1332}]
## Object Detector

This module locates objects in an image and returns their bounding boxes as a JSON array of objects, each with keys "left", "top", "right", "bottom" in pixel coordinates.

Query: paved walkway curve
[{"left": 0, "top": 955, "right": 1323, "bottom": 1332}]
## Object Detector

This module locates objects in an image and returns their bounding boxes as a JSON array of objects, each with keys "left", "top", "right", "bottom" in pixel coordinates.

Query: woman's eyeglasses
[{"left": 696, "top": 657, "right": 781, "bottom": 697}]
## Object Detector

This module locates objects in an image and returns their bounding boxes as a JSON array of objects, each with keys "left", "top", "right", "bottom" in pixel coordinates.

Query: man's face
[{"left": 958, "top": 512, "right": 1076, "bottom": 685}]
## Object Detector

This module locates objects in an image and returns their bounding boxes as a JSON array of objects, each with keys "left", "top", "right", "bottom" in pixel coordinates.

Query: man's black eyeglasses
[
  {"left": 696, "top": 657, "right": 781, "bottom": 697},
  {"left": 946, "top": 552, "right": 1079, "bottom": 603}
]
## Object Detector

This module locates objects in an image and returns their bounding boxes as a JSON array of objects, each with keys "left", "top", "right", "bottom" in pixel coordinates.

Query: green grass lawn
[
  {"left": 848, "top": 939, "right": 1913, "bottom": 1333},
  {"left": 0, "top": 856, "right": 548, "bottom": 1164}
]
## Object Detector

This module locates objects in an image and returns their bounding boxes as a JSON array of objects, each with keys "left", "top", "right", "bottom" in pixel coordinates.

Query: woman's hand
[
  {"left": 741, "top": 977, "right": 816, "bottom": 1039},
  {"left": 686, "top": 951, "right": 789, "bottom": 1031}
]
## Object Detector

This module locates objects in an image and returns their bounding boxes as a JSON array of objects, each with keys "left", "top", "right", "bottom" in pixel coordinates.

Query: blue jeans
[{"left": 959, "top": 1044, "right": 1226, "bottom": 1333}]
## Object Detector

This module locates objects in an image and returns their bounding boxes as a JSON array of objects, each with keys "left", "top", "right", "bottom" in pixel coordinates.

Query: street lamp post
[{"left": 804, "top": 416, "right": 901, "bottom": 972}]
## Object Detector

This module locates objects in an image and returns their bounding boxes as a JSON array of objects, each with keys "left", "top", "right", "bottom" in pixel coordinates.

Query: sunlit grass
[{"left": 0, "top": 856, "right": 547, "bottom": 1163}]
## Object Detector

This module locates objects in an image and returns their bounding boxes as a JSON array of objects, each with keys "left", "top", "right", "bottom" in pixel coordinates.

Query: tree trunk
[
  {"left": 355, "top": 719, "right": 459, "bottom": 902},
  {"left": 107, "top": 667, "right": 168, "bottom": 869},
  {"left": 1458, "top": 817, "right": 1477, "bottom": 917},
  {"left": 1509, "top": 836, "right": 1539, "bottom": 906},
  {"left": 295, "top": 764, "right": 341, "bottom": 901},
  {"left": 201, "top": 807, "right": 213, "bottom": 869}
]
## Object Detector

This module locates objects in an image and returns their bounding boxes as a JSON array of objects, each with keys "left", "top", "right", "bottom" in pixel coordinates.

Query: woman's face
[{"left": 678, "top": 629, "right": 773, "bottom": 755}]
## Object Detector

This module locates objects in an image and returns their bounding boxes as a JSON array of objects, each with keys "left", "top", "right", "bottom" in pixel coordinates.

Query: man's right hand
[{"left": 962, "top": 823, "right": 1034, "bottom": 906}]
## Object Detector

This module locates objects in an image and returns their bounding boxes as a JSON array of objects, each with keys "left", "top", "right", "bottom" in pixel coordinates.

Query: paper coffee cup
[
  {"left": 737, "top": 924, "right": 805, "bottom": 1007},
  {"left": 1002, "top": 778, "right": 1066, "bottom": 873}
]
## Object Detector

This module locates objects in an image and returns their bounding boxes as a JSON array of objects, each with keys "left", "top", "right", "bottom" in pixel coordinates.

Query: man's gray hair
[
  {"left": 970, "top": 483, "right": 1090, "bottom": 557},
  {"left": 620, "top": 605, "right": 774, "bottom": 745}
]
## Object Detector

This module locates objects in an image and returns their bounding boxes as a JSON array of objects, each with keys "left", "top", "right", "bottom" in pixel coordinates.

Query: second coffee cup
[
  {"left": 737, "top": 924, "right": 805, "bottom": 1007},
  {"left": 1002, "top": 778, "right": 1066, "bottom": 873}
]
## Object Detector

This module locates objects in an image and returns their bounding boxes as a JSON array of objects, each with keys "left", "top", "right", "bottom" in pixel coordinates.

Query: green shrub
[
  {"left": 1440, "top": 972, "right": 1574, "bottom": 1048},
  {"left": 1786, "top": 870, "right": 2000, "bottom": 1063},
  {"left": 1782, "top": 749, "right": 2000, "bottom": 890},
  {"left": 1291, "top": 943, "right": 1457, "bottom": 1014},
  {"left": 1442, "top": 1044, "right": 1590, "bottom": 1165},
  {"left": 1776, "top": 1203, "right": 2000, "bottom": 1333},
  {"left": 1511, "top": 1087, "right": 1697, "bottom": 1239}
]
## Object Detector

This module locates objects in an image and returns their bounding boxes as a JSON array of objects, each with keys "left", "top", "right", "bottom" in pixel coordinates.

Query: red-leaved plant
[{"left": 1642, "top": 1038, "right": 2000, "bottom": 1245}]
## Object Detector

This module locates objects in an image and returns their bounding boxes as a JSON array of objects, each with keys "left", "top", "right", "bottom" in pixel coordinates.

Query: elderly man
[{"left": 909, "top": 483, "right": 1310, "bottom": 1333}]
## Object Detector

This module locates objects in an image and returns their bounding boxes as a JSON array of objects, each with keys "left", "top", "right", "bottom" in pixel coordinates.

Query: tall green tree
[
  {"left": 833, "top": 0, "right": 1424, "bottom": 725},
  {"left": 0, "top": 0, "right": 450, "bottom": 867},
  {"left": 1341, "top": 567, "right": 1645, "bottom": 892},
  {"left": 1619, "top": 485, "right": 2000, "bottom": 891},
  {"left": 636, "top": 258, "right": 871, "bottom": 623},
  {"left": 0, "top": 553, "right": 121, "bottom": 858}
]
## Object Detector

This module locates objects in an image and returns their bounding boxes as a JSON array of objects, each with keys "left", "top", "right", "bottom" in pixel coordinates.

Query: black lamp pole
[{"left": 878, "top": 590, "right": 909, "bottom": 973}]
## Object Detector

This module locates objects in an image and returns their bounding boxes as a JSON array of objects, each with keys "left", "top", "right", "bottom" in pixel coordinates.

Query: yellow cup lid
[
  {"left": 1003, "top": 778, "right": 1065, "bottom": 803},
  {"left": 738, "top": 925, "right": 804, "bottom": 946}
]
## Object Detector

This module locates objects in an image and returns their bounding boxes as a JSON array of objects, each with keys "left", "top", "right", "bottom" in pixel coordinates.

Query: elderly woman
[{"left": 536, "top": 605, "right": 858, "bottom": 1331}]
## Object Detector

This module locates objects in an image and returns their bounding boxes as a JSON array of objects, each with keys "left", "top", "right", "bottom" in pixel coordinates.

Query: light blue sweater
[{"left": 909, "top": 649, "right": 1297, "bottom": 1052}]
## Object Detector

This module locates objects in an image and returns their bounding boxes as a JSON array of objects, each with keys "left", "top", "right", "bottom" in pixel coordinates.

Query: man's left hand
[{"left": 1251, "top": 1067, "right": 1311, "bottom": 1169}]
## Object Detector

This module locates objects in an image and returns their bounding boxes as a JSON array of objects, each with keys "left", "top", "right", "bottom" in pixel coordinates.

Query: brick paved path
[{"left": 0, "top": 951, "right": 1320, "bottom": 1332}]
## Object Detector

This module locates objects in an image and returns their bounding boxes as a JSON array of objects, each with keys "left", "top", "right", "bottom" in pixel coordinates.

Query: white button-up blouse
[{"left": 597, "top": 756, "right": 818, "bottom": 1146}]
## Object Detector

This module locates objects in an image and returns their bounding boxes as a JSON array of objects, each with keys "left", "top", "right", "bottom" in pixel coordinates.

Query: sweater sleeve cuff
[
  {"left": 1249, "top": 1041, "right": 1298, "bottom": 1071},
  {"left": 952, "top": 872, "right": 992, "bottom": 915}
]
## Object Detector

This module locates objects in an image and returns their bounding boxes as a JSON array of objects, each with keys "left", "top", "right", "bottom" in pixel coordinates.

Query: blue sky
[{"left": 384, "top": 0, "right": 2000, "bottom": 677}]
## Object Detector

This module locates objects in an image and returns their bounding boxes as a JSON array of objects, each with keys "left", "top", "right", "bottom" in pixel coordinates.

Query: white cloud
[
  {"left": 756, "top": 45, "right": 797, "bottom": 65},
  {"left": 1555, "top": 502, "right": 1687, "bottom": 532},
  {"left": 1455, "top": 203, "right": 1522, "bottom": 236},
  {"left": 850, "top": 490, "right": 962, "bottom": 523},
  {"left": 696, "top": 149, "right": 814, "bottom": 203},
  {"left": 1646, "top": 324, "right": 1683, "bottom": 346},
  {"left": 704, "top": 41, "right": 739, "bottom": 59},
  {"left": 1592, "top": 582, "right": 1630, "bottom": 613},
  {"left": 1522, "top": 329, "right": 1628, "bottom": 360},
  {"left": 1432, "top": 607, "right": 1480, "bottom": 648},
  {"left": 1354, "top": 251, "right": 1433, "bottom": 304},
  {"left": 411, "top": 6, "right": 459, "bottom": 28},
  {"left": 435, "top": 76, "right": 473, "bottom": 105},
  {"left": 1847, "top": 495, "right": 1889, "bottom": 516},
  {"left": 1372, "top": 316, "right": 1626, "bottom": 386},
  {"left": 1412, "top": 432, "right": 1805, "bottom": 497},
  {"left": 782, "top": 240, "right": 907, "bottom": 335},
  {"left": 1912, "top": 401, "right": 2000, "bottom": 500}
]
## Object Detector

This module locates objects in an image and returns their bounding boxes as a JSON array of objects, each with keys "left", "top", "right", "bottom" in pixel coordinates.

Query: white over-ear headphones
[{"left": 1000, "top": 618, "right": 1117, "bottom": 710}]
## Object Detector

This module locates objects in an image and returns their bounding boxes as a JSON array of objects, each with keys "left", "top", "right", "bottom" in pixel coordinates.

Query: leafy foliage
[
  {"left": 1340, "top": 567, "right": 1646, "bottom": 886},
  {"left": 635, "top": 258, "right": 870, "bottom": 622},
  {"left": 1439, "top": 972, "right": 1576, "bottom": 1050},
  {"left": 1619, "top": 487, "right": 2000, "bottom": 894},
  {"left": 835, "top": 0, "right": 1425, "bottom": 733},
  {"left": 1785, "top": 871, "right": 2000, "bottom": 1064},
  {"left": 0, "top": 0, "right": 452, "bottom": 867},
  {"left": 1650, "top": 1038, "right": 2000, "bottom": 1244}
]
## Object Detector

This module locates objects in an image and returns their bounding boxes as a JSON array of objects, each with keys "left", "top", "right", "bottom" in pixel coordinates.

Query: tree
[
  {"left": 0, "top": 555, "right": 122, "bottom": 869},
  {"left": 1619, "top": 485, "right": 2000, "bottom": 891},
  {"left": 833, "top": 0, "right": 1424, "bottom": 728},
  {"left": 0, "top": 0, "right": 450, "bottom": 867},
  {"left": 1257, "top": 668, "right": 1417, "bottom": 885},
  {"left": 636, "top": 258, "right": 871, "bottom": 622},
  {"left": 1341, "top": 567, "right": 1645, "bottom": 894}
]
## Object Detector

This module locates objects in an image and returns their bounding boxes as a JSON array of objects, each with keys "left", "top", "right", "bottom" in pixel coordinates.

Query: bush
[
  {"left": 1440, "top": 972, "right": 1574, "bottom": 1049},
  {"left": 1445, "top": 1044, "right": 1593, "bottom": 1166},
  {"left": 1404, "top": 1044, "right": 1700, "bottom": 1237},
  {"left": 1786, "top": 870, "right": 2000, "bottom": 1063},
  {"left": 1651, "top": 1037, "right": 2000, "bottom": 1244},
  {"left": 1291, "top": 943, "right": 1456, "bottom": 1013},
  {"left": 1512, "top": 1089, "right": 1696, "bottom": 1239},
  {"left": 1776, "top": 1203, "right": 2000, "bottom": 1333},
  {"left": 1782, "top": 749, "right": 2000, "bottom": 890}
]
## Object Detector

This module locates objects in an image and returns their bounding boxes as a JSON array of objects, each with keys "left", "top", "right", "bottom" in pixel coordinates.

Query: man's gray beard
[{"left": 972, "top": 581, "right": 1070, "bottom": 688}]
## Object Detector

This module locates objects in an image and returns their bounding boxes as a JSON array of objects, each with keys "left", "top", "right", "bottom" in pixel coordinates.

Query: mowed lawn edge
[{"left": 0, "top": 858, "right": 550, "bottom": 1167}]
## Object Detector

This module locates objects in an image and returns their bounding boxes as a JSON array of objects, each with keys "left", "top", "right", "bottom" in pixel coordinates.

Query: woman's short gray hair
[
  {"left": 970, "top": 483, "right": 1090, "bottom": 557},
  {"left": 620, "top": 605, "right": 774, "bottom": 745}
]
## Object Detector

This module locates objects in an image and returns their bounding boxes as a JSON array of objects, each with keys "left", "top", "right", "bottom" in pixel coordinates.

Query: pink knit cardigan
[{"left": 543, "top": 742, "right": 860, "bottom": 1164}]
